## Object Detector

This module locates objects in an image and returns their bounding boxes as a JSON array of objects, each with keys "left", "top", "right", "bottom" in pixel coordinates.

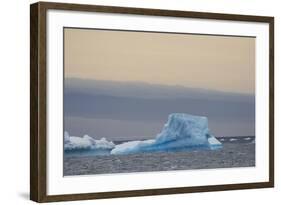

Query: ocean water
[{"left": 63, "top": 136, "right": 255, "bottom": 176}]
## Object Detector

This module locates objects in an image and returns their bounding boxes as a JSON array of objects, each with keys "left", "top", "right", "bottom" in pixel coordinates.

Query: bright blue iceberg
[{"left": 111, "top": 113, "right": 222, "bottom": 155}]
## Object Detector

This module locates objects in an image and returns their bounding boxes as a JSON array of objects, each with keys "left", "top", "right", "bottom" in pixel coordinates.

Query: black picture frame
[{"left": 30, "top": 1, "right": 274, "bottom": 202}]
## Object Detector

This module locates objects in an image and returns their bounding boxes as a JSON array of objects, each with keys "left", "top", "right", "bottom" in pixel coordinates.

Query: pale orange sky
[{"left": 64, "top": 28, "right": 255, "bottom": 94}]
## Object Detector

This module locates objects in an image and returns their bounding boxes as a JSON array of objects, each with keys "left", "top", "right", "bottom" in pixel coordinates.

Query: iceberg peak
[{"left": 155, "top": 113, "right": 209, "bottom": 144}]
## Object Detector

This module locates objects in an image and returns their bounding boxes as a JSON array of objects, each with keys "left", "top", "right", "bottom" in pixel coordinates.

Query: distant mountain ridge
[
  {"left": 63, "top": 77, "right": 255, "bottom": 138},
  {"left": 64, "top": 78, "right": 254, "bottom": 102}
]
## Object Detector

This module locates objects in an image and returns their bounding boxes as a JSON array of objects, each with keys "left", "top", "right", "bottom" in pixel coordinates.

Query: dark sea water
[{"left": 63, "top": 136, "right": 255, "bottom": 176}]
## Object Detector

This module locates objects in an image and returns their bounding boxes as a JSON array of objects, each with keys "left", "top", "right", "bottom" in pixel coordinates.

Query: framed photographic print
[{"left": 30, "top": 1, "right": 274, "bottom": 202}]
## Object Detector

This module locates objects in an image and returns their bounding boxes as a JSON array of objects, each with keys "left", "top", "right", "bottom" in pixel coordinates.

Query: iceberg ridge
[{"left": 64, "top": 131, "right": 115, "bottom": 151}]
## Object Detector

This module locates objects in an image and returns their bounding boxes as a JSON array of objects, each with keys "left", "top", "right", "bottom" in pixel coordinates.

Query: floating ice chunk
[
  {"left": 64, "top": 131, "right": 115, "bottom": 151},
  {"left": 208, "top": 135, "right": 223, "bottom": 150},
  {"left": 111, "top": 113, "right": 222, "bottom": 155},
  {"left": 110, "top": 139, "right": 156, "bottom": 155},
  {"left": 244, "top": 137, "right": 251, "bottom": 140},
  {"left": 229, "top": 138, "right": 237, "bottom": 142}
]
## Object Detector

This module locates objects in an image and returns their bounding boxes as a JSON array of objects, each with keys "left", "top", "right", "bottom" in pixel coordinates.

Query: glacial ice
[
  {"left": 64, "top": 131, "right": 115, "bottom": 151},
  {"left": 111, "top": 113, "right": 222, "bottom": 155}
]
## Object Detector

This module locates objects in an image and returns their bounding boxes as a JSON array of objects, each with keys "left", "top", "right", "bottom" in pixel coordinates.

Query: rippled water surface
[{"left": 64, "top": 137, "right": 255, "bottom": 176}]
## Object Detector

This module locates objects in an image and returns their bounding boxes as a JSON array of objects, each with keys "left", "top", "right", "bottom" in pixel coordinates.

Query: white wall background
[{"left": 0, "top": 0, "right": 279, "bottom": 204}]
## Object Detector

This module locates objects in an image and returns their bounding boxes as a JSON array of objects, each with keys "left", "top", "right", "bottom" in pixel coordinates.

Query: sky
[
  {"left": 63, "top": 28, "right": 255, "bottom": 140},
  {"left": 64, "top": 28, "right": 255, "bottom": 94}
]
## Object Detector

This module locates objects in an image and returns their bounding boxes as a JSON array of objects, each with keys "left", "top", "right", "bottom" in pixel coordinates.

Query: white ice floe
[
  {"left": 111, "top": 113, "right": 222, "bottom": 155},
  {"left": 208, "top": 135, "right": 223, "bottom": 150},
  {"left": 64, "top": 131, "right": 115, "bottom": 151}
]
